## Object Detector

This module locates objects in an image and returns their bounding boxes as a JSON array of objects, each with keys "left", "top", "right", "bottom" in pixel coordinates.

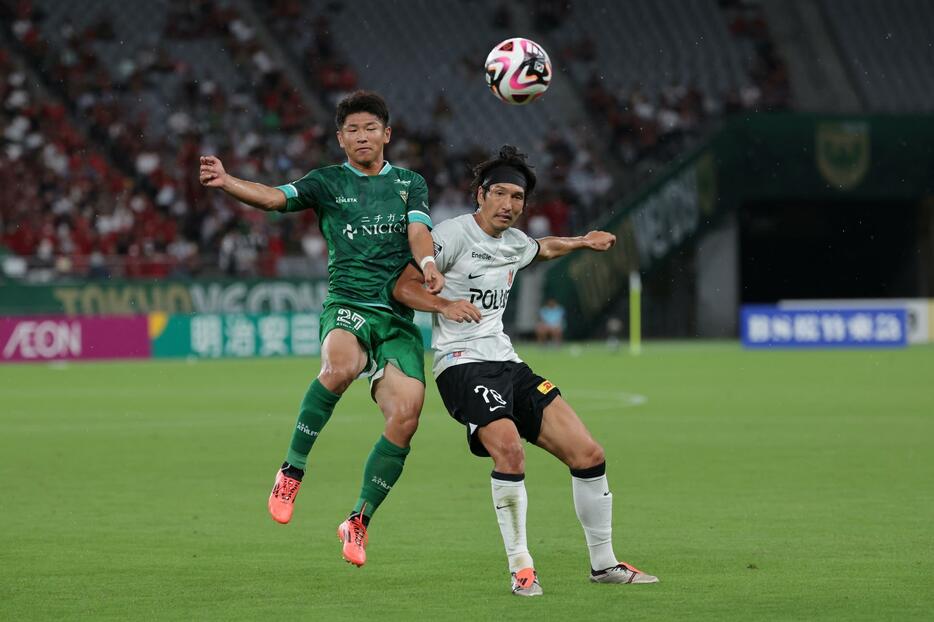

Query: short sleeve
[
  {"left": 517, "top": 233, "right": 540, "bottom": 270},
  {"left": 430, "top": 220, "right": 463, "bottom": 273},
  {"left": 405, "top": 174, "right": 432, "bottom": 229},
  {"left": 275, "top": 170, "right": 324, "bottom": 213}
]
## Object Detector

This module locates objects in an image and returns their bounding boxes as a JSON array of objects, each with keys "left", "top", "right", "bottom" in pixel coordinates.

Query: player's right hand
[
  {"left": 199, "top": 155, "right": 227, "bottom": 188},
  {"left": 440, "top": 299, "right": 482, "bottom": 323}
]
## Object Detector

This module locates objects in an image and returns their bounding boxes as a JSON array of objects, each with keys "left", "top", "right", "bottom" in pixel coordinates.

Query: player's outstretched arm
[
  {"left": 536, "top": 230, "right": 616, "bottom": 261},
  {"left": 199, "top": 155, "right": 286, "bottom": 212},
  {"left": 407, "top": 223, "right": 445, "bottom": 294},
  {"left": 393, "top": 264, "right": 481, "bottom": 323}
]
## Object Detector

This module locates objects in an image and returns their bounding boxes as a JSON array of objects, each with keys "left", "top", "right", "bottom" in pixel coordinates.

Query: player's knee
[
  {"left": 318, "top": 364, "right": 357, "bottom": 393},
  {"left": 568, "top": 441, "right": 605, "bottom": 470},
  {"left": 384, "top": 404, "right": 421, "bottom": 442},
  {"left": 492, "top": 439, "right": 525, "bottom": 473}
]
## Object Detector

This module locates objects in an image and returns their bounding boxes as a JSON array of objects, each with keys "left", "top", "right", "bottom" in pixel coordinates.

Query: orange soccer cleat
[
  {"left": 337, "top": 513, "right": 369, "bottom": 567},
  {"left": 268, "top": 464, "right": 303, "bottom": 524}
]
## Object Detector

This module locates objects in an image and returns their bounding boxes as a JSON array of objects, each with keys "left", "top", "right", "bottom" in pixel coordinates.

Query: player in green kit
[{"left": 199, "top": 91, "right": 444, "bottom": 567}]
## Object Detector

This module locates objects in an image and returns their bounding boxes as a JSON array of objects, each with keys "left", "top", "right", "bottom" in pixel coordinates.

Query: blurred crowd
[{"left": 1, "top": 0, "right": 789, "bottom": 281}]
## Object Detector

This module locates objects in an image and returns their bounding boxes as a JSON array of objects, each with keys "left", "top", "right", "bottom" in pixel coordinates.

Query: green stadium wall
[{"left": 544, "top": 113, "right": 934, "bottom": 338}]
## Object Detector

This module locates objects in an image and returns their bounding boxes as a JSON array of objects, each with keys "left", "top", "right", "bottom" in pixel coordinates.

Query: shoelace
[
  {"left": 348, "top": 518, "right": 366, "bottom": 546},
  {"left": 276, "top": 476, "right": 300, "bottom": 502}
]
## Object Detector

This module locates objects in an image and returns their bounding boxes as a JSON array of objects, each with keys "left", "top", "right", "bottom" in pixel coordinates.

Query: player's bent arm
[
  {"left": 393, "top": 264, "right": 480, "bottom": 322},
  {"left": 220, "top": 176, "right": 287, "bottom": 212},
  {"left": 407, "top": 223, "right": 445, "bottom": 293},
  {"left": 536, "top": 230, "right": 616, "bottom": 261}
]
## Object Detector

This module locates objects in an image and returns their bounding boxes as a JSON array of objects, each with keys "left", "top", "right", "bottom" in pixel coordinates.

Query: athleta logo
[
  {"left": 336, "top": 196, "right": 358, "bottom": 204},
  {"left": 296, "top": 422, "right": 319, "bottom": 437},
  {"left": 370, "top": 476, "right": 391, "bottom": 491},
  {"left": 469, "top": 288, "right": 510, "bottom": 310},
  {"left": 472, "top": 251, "right": 494, "bottom": 262}
]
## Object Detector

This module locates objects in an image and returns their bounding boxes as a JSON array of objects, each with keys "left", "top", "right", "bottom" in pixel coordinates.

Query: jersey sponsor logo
[
  {"left": 394, "top": 178, "right": 412, "bottom": 185},
  {"left": 469, "top": 288, "right": 510, "bottom": 310},
  {"left": 445, "top": 351, "right": 464, "bottom": 361},
  {"left": 467, "top": 272, "right": 485, "bottom": 280},
  {"left": 537, "top": 380, "right": 556, "bottom": 395},
  {"left": 472, "top": 251, "right": 494, "bottom": 262},
  {"left": 336, "top": 196, "right": 358, "bottom": 204},
  {"left": 360, "top": 222, "right": 406, "bottom": 235}
]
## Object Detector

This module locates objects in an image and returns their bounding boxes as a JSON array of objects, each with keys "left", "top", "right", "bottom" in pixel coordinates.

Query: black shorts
[{"left": 435, "top": 361, "right": 561, "bottom": 457}]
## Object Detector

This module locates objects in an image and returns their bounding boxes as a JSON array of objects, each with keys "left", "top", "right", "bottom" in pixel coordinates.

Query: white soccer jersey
[{"left": 430, "top": 213, "right": 540, "bottom": 377}]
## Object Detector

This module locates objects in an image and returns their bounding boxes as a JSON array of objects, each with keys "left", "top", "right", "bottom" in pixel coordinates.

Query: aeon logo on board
[{"left": 2, "top": 320, "right": 82, "bottom": 359}]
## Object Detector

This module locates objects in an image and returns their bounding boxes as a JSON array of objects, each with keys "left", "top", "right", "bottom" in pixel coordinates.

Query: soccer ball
[{"left": 485, "top": 37, "right": 552, "bottom": 105}]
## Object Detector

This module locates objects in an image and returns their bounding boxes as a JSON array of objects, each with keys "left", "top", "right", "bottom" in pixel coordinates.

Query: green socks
[
  {"left": 284, "top": 383, "right": 409, "bottom": 524},
  {"left": 353, "top": 435, "right": 411, "bottom": 519},
  {"left": 285, "top": 379, "right": 340, "bottom": 470}
]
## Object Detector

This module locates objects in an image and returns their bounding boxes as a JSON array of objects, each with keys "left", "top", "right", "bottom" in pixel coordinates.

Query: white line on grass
[{"left": 564, "top": 390, "right": 648, "bottom": 411}]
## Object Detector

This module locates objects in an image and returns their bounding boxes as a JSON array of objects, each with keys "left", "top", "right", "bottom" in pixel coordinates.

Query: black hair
[
  {"left": 470, "top": 145, "right": 537, "bottom": 206},
  {"left": 335, "top": 90, "right": 390, "bottom": 129}
]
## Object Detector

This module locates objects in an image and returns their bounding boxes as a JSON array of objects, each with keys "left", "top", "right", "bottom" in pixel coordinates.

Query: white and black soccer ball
[{"left": 484, "top": 37, "right": 552, "bottom": 105}]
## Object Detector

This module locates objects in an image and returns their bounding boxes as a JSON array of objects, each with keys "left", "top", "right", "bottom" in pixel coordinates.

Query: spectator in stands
[{"left": 536, "top": 298, "right": 566, "bottom": 345}]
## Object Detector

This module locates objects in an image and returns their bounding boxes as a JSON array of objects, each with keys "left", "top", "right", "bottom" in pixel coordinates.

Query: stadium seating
[
  {"left": 820, "top": 0, "right": 934, "bottom": 112},
  {"left": 1, "top": 0, "right": 789, "bottom": 279}
]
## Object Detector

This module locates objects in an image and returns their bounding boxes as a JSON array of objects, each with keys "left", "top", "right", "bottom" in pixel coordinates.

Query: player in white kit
[{"left": 393, "top": 146, "right": 658, "bottom": 596}]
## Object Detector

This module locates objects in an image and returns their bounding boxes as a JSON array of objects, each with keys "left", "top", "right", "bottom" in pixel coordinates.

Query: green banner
[
  {"left": 149, "top": 313, "right": 320, "bottom": 359},
  {"left": 149, "top": 311, "right": 432, "bottom": 359},
  {"left": 0, "top": 279, "right": 329, "bottom": 316}
]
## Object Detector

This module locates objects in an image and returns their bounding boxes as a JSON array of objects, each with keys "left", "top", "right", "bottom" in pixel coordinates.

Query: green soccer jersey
[{"left": 275, "top": 161, "right": 432, "bottom": 319}]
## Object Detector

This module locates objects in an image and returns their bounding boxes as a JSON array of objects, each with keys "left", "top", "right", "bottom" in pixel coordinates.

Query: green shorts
[{"left": 320, "top": 301, "right": 425, "bottom": 387}]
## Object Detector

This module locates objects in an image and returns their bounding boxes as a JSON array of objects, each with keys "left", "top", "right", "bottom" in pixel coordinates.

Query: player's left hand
[
  {"left": 584, "top": 230, "right": 616, "bottom": 251},
  {"left": 423, "top": 262, "right": 445, "bottom": 294}
]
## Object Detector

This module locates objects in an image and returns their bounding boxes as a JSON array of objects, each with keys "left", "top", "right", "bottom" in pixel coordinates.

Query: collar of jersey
[
  {"left": 469, "top": 212, "right": 506, "bottom": 240},
  {"left": 343, "top": 160, "right": 392, "bottom": 177}
]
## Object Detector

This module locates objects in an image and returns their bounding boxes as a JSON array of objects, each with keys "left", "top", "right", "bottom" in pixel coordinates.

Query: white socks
[
  {"left": 572, "top": 470, "right": 618, "bottom": 571},
  {"left": 491, "top": 473, "right": 533, "bottom": 573}
]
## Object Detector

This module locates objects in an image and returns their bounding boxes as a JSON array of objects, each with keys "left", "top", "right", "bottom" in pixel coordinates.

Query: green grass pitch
[{"left": 2, "top": 342, "right": 932, "bottom": 620}]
